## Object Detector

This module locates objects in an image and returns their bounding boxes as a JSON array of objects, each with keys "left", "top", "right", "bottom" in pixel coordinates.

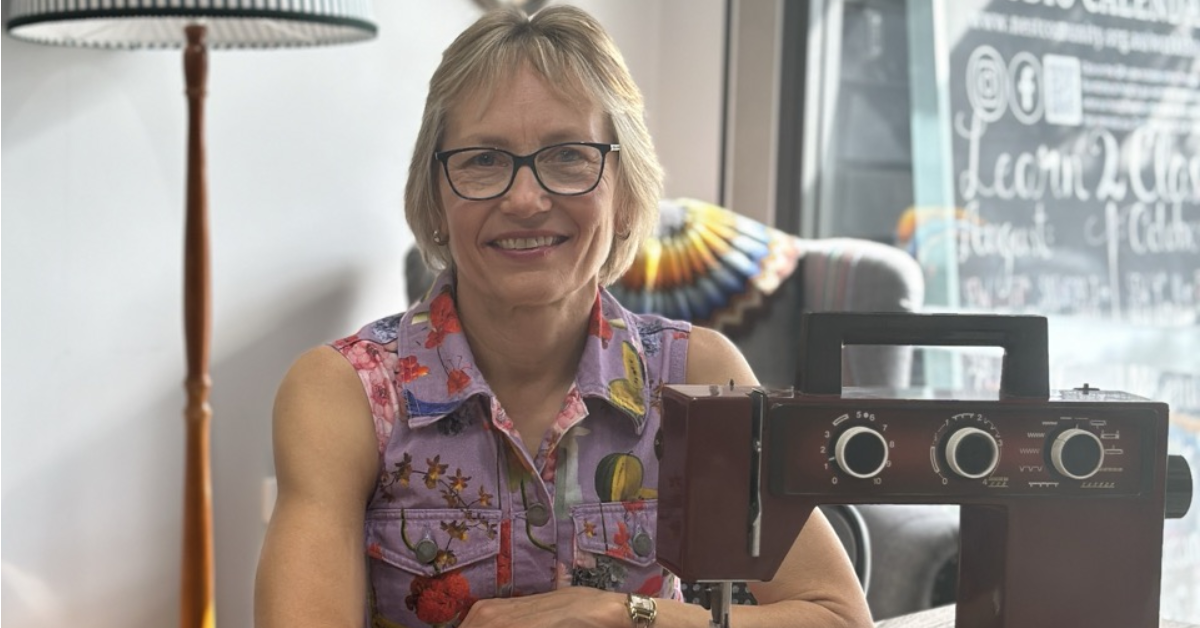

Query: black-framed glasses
[{"left": 433, "top": 141, "right": 620, "bottom": 201}]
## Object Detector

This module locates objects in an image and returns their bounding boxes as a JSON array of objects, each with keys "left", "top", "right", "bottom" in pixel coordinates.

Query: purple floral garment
[{"left": 330, "top": 270, "right": 691, "bottom": 628}]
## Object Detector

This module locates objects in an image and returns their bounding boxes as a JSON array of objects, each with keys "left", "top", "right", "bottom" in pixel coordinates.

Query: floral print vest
[{"left": 331, "top": 270, "right": 691, "bottom": 628}]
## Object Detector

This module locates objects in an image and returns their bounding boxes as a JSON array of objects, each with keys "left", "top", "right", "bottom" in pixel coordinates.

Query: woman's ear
[{"left": 613, "top": 199, "right": 632, "bottom": 240}]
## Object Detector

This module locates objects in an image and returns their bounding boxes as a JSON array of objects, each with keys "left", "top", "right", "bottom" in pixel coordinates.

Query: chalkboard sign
[
  {"left": 906, "top": 2, "right": 1200, "bottom": 619},
  {"left": 913, "top": 0, "right": 1199, "bottom": 324}
]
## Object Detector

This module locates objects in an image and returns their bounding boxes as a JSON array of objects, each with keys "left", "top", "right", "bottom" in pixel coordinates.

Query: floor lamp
[{"left": 5, "top": 4, "right": 377, "bottom": 628}]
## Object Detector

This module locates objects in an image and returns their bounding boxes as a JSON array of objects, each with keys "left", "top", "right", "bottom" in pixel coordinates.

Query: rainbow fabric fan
[{"left": 608, "top": 198, "right": 803, "bottom": 328}]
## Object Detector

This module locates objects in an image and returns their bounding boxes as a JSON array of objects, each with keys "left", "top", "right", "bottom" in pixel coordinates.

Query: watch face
[{"left": 629, "top": 594, "right": 656, "bottom": 620}]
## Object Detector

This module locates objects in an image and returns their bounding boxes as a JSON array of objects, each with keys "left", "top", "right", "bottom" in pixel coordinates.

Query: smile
[{"left": 491, "top": 236, "right": 567, "bottom": 250}]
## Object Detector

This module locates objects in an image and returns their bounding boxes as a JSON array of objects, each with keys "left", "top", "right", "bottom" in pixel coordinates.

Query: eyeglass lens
[{"left": 444, "top": 144, "right": 605, "bottom": 199}]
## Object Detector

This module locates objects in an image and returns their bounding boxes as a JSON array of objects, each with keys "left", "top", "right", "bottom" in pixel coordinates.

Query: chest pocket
[
  {"left": 569, "top": 500, "right": 672, "bottom": 596},
  {"left": 365, "top": 508, "right": 501, "bottom": 627}
]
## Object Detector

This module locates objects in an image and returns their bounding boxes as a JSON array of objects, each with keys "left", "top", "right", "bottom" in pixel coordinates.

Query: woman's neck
[{"left": 453, "top": 278, "right": 597, "bottom": 399}]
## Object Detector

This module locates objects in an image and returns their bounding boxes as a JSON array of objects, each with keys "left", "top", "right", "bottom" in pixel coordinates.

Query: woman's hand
[{"left": 459, "top": 587, "right": 627, "bottom": 628}]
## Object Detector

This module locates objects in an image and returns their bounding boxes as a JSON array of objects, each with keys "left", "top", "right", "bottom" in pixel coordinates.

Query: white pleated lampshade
[{"left": 6, "top": 0, "right": 376, "bottom": 49}]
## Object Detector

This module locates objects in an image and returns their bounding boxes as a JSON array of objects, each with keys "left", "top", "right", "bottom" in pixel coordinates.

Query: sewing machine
[{"left": 656, "top": 313, "right": 1193, "bottom": 628}]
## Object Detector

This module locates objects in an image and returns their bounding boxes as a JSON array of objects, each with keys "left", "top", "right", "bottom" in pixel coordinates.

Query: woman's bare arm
[{"left": 255, "top": 346, "right": 380, "bottom": 628}]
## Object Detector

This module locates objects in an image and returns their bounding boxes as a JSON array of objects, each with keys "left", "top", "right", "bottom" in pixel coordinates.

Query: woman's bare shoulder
[
  {"left": 273, "top": 345, "right": 379, "bottom": 499},
  {"left": 280, "top": 345, "right": 360, "bottom": 388},
  {"left": 684, "top": 326, "right": 759, "bottom": 387}
]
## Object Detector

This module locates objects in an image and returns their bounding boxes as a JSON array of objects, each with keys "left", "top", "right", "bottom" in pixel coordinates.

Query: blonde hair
[{"left": 405, "top": 5, "right": 662, "bottom": 286}]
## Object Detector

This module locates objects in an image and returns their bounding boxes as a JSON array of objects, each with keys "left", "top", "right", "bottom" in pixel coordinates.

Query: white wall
[
  {"left": 0, "top": 1, "right": 723, "bottom": 627},
  {"left": 567, "top": 0, "right": 726, "bottom": 203},
  {"left": 641, "top": 0, "right": 726, "bottom": 203}
]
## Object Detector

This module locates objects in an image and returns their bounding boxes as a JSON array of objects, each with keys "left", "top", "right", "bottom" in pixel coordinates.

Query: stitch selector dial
[
  {"left": 932, "top": 413, "right": 1002, "bottom": 481},
  {"left": 1050, "top": 428, "right": 1105, "bottom": 480},
  {"left": 945, "top": 427, "right": 1000, "bottom": 479}
]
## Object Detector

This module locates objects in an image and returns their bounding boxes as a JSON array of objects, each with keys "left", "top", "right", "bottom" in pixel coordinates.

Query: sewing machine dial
[
  {"left": 1049, "top": 427, "right": 1105, "bottom": 480},
  {"left": 823, "top": 411, "right": 892, "bottom": 481},
  {"left": 932, "top": 413, "right": 1002, "bottom": 481}
]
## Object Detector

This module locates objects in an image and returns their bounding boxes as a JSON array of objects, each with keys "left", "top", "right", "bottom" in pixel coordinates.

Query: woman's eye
[
  {"left": 468, "top": 152, "right": 501, "bottom": 167},
  {"left": 553, "top": 148, "right": 584, "bottom": 162}
]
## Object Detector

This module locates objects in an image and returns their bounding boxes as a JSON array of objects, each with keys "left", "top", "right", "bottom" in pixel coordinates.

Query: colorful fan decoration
[{"left": 609, "top": 198, "right": 804, "bottom": 328}]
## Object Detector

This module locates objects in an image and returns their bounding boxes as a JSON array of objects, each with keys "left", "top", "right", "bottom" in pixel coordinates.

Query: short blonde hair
[{"left": 405, "top": 5, "right": 662, "bottom": 286}]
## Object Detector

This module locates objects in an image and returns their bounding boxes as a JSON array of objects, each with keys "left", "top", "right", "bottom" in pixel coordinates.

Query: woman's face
[{"left": 437, "top": 64, "right": 617, "bottom": 311}]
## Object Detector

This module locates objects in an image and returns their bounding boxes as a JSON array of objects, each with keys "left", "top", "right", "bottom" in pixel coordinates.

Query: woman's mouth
[{"left": 491, "top": 236, "right": 567, "bottom": 250}]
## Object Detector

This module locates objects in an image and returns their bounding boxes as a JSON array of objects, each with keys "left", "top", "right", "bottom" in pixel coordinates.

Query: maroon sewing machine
[{"left": 657, "top": 313, "right": 1193, "bottom": 628}]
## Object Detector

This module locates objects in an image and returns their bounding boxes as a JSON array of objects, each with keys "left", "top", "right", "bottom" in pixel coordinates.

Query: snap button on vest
[
  {"left": 526, "top": 503, "right": 551, "bottom": 527},
  {"left": 415, "top": 539, "right": 438, "bottom": 564},
  {"left": 632, "top": 531, "right": 653, "bottom": 557}
]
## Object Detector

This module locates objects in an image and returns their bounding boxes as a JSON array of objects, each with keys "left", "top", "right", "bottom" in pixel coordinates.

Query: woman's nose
[{"left": 501, "top": 164, "right": 551, "bottom": 217}]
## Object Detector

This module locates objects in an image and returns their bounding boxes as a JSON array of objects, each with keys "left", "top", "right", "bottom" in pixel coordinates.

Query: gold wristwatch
[{"left": 627, "top": 593, "right": 657, "bottom": 627}]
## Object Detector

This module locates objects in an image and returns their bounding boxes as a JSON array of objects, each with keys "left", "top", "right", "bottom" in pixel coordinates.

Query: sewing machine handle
[{"left": 798, "top": 312, "right": 1049, "bottom": 399}]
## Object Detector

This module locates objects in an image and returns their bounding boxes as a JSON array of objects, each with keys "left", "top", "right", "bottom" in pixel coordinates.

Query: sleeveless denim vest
[{"left": 331, "top": 270, "right": 691, "bottom": 628}]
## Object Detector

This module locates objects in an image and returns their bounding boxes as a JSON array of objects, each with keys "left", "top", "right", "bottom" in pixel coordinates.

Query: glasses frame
[{"left": 433, "top": 141, "right": 620, "bottom": 201}]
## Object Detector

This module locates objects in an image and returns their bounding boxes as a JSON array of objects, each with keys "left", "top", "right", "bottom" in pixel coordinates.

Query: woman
[{"left": 255, "top": 6, "right": 872, "bottom": 628}]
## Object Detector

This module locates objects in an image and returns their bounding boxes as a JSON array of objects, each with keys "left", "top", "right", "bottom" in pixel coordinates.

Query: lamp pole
[{"left": 182, "top": 24, "right": 215, "bottom": 628}]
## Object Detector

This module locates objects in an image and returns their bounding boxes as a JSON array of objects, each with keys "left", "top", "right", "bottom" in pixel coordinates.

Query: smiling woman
[
  {"left": 253, "top": 6, "right": 873, "bottom": 628},
  {"left": 436, "top": 62, "right": 619, "bottom": 317}
]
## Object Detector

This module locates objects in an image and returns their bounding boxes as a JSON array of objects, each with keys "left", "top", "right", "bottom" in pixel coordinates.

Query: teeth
[{"left": 494, "top": 236, "right": 558, "bottom": 250}]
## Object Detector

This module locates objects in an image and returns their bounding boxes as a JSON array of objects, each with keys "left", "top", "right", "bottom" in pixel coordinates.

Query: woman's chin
[{"left": 459, "top": 267, "right": 596, "bottom": 309}]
